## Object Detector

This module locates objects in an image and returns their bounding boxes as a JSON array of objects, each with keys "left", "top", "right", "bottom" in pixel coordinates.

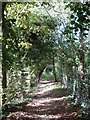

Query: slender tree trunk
[
  {"left": 2, "top": 66, "right": 7, "bottom": 89},
  {"left": 35, "top": 66, "right": 46, "bottom": 83},
  {"left": 88, "top": 32, "right": 90, "bottom": 101},
  {"left": 2, "top": 2, "right": 7, "bottom": 107},
  {"left": 2, "top": 67, "right": 7, "bottom": 105},
  {"left": 78, "top": 43, "right": 84, "bottom": 80},
  {"left": 61, "top": 65, "right": 63, "bottom": 86},
  {"left": 52, "top": 54, "right": 57, "bottom": 82},
  {"left": 76, "top": 30, "right": 85, "bottom": 105},
  {"left": 0, "top": 3, "right": 2, "bottom": 117},
  {"left": 62, "top": 73, "right": 68, "bottom": 89},
  {"left": 38, "top": 66, "right": 46, "bottom": 81}
]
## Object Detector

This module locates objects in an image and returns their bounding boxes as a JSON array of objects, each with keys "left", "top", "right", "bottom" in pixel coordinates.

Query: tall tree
[
  {"left": 2, "top": 2, "right": 7, "bottom": 105},
  {"left": 65, "top": 1, "right": 90, "bottom": 104}
]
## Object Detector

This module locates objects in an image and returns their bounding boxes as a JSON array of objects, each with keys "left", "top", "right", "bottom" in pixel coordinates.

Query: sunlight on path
[
  {"left": 35, "top": 80, "right": 59, "bottom": 97},
  {"left": 6, "top": 80, "right": 78, "bottom": 120}
]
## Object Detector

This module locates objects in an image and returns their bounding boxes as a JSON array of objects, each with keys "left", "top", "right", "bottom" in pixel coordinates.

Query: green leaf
[
  {"left": 70, "top": 15, "right": 75, "bottom": 19},
  {"left": 71, "top": 20, "right": 75, "bottom": 25}
]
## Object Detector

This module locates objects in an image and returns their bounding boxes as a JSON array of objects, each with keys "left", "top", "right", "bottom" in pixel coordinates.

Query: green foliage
[
  {"left": 2, "top": 2, "right": 58, "bottom": 112},
  {"left": 41, "top": 70, "right": 54, "bottom": 79},
  {"left": 65, "top": 2, "right": 90, "bottom": 36},
  {"left": 4, "top": 2, "right": 55, "bottom": 70},
  {"left": 1, "top": 1, "right": 90, "bottom": 118},
  {"left": 64, "top": 1, "right": 90, "bottom": 116}
]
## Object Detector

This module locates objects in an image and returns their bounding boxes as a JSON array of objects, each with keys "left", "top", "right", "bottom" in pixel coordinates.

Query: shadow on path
[{"left": 2, "top": 80, "right": 79, "bottom": 120}]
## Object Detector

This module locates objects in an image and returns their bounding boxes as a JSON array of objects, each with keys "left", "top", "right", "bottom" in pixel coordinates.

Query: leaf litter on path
[{"left": 3, "top": 80, "right": 80, "bottom": 120}]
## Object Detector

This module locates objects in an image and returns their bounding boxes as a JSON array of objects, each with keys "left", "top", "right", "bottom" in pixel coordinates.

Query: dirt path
[{"left": 3, "top": 80, "right": 79, "bottom": 120}]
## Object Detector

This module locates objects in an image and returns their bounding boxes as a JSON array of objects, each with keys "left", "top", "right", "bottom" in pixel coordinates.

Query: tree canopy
[{"left": 1, "top": 1, "right": 90, "bottom": 119}]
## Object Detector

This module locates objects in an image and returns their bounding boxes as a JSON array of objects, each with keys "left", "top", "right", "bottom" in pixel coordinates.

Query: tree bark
[
  {"left": 52, "top": 54, "right": 57, "bottom": 82},
  {"left": 2, "top": 2, "right": 7, "bottom": 106},
  {"left": 78, "top": 43, "right": 84, "bottom": 80},
  {"left": 35, "top": 66, "right": 46, "bottom": 82},
  {"left": 76, "top": 30, "right": 85, "bottom": 105},
  {"left": 38, "top": 66, "right": 46, "bottom": 81}
]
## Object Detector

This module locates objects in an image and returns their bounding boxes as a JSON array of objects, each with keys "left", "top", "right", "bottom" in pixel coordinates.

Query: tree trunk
[
  {"left": 52, "top": 54, "right": 57, "bottom": 82},
  {"left": 76, "top": 31, "right": 85, "bottom": 105},
  {"left": 78, "top": 43, "right": 84, "bottom": 80},
  {"left": 2, "top": 2, "right": 7, "bottom": 107},
  {"left": 35, "top": 66, "right": 46, "bottom": 82},
  {"left": 0, "top": 3, "right": 2, "bottom": 116},
  {"left": 38, "top": 66, "right": 46, "bottom": 81},
  {"left": 2, "top": 66, "right": 7, "bottom": 105},
  {"left": 62, "top": 73, "right": 68, "bottom": 89}
]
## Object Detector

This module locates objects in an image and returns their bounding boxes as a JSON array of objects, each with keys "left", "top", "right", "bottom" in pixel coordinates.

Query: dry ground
[{"left": 2, "top": 80, "right": 81, "bottom": 120}]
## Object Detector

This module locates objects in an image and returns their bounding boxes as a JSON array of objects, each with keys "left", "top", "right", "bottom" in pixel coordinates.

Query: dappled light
[
  {"left": 3, "top": 80, "right": 79, "bottom": 120},
  {"left": 1, "top": 1, "right": 90, "bottom": 120}
]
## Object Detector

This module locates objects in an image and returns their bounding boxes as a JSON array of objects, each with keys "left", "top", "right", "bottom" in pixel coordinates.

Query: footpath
[{"left": 3, "top": 80, "right": 79, "bottom": 120}]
